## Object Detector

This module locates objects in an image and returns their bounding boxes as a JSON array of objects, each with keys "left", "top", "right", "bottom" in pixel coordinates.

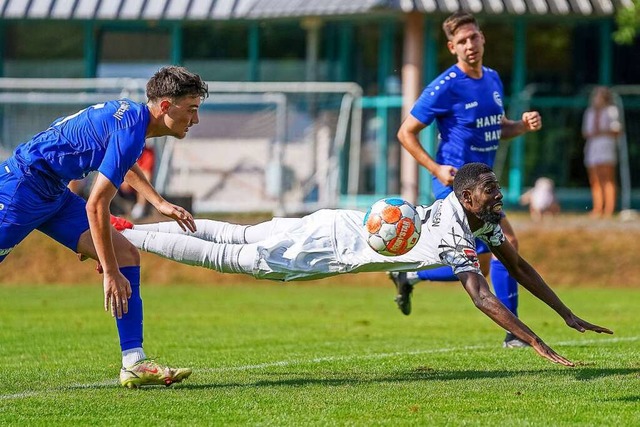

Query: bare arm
[
  {"left": 457, "top": 271, "right": 574, "bottom": 366},
  {"left": 500, "top": 111, "right": 542, "bottom": 140},
  {"left": 124, "top": 163, "right": 196, "bottom": 232},
  {"left": 86, "top": 173, "right": 132, "bottom": 318},
  {"left": 397, "top": 115, "right": 457, "bottom": 186},
  {"left": 490, "top": 239, "right": 613, "bottom": 335}
]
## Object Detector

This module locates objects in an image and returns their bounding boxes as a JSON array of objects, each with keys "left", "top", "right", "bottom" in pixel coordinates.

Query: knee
[{"left": 115, "top": 240, "right": 140, "bottom": 267}]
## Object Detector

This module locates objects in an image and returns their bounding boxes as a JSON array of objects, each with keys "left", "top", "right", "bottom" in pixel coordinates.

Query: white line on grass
[
  {"left": 200, "top": 335, "right": 640, "bottom": 373},
  {"left": 1, "top": 335, "right": 637, "bottom": 400}
]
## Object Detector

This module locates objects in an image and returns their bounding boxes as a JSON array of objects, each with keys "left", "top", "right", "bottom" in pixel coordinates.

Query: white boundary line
[
  {"left": 1, "top": 335, "right": 637, "bottom": 400},
  {"left": 201, "top": 335, "right": 640, "bottom": 373}
]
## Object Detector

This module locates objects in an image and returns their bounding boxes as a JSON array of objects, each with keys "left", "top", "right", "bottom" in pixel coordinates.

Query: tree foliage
[{"left": 614, "top": 0, "right": 640, "bottom": 44}]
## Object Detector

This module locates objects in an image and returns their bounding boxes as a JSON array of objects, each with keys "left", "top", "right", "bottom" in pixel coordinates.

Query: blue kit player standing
[
  {"left": 0, "top": 66, "right": 208, "bottom": 388},
  {"left": 392, "top": 11, "right": 542, "bottom": 348}
]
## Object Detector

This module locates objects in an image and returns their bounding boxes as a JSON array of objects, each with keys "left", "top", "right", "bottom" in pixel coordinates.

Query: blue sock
[
  {"left": 490, "top": 258, "right": 518, "bottom": 316},
  {"left": 116, "top": 266, "right": 144, "bottom": 351},
  {"left": 417, "top": 266, "right": 457, "bottom": 282}
]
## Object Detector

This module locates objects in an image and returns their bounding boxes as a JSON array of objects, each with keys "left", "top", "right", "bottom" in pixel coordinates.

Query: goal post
[{"left": 0, "top": 78, "right": 363, "bottom": 215}]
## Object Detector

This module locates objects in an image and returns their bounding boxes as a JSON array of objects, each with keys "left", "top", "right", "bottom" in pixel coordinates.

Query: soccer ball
[{"left": 363, "top": 198, "right": 422, "bottom": 256}]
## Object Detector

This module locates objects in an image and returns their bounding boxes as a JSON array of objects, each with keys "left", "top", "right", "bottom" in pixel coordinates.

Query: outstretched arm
[
  {"left": 457, "top": 272, "right": 574, "bottom": 366},
  {"left": 124, "top": 164, "right": 196, "bottom": 232},
  {"left": 490, "top": 240, "right": 613, "bottom": 335},
  {"left": 397, "top": 115, "right": 457, "bottom": 186}
]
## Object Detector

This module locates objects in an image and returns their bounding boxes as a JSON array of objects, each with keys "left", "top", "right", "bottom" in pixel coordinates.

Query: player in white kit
[{"left": 111, "top": 163, "right": 612, "bottom": 367}]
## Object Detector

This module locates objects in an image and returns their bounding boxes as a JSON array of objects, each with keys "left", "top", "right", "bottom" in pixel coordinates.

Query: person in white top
[
  {"left": 111, "top": 163, "right": 612, "bottom": 367},
  {"left": 582, "top": 86, "right": 622, "bottom": 218}
]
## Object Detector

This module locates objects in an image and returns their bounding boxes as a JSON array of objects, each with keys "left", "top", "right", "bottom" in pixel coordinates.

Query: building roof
[{"left": 0, "top": 0, "right": 631, "bottom": 20}]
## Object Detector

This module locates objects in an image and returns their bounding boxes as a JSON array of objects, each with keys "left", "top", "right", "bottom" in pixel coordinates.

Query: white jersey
[{"left": 252, "top": 193, "right": 505, "bottom": 281}]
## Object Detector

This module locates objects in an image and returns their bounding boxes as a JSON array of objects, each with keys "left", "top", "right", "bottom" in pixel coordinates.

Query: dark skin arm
[
  {"left": 490, "top": 239, "right": 613, "bottom": 335},
  {"left": 457, "top": 271, "right": 575, "bottom": 366}
]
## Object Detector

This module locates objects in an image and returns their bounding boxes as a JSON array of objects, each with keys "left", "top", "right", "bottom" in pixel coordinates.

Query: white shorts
[
  {"left": 251, "top": 210, "right": 349, "bottom": 281},
  {"left": 584, "top": 136, "right": 617, "bottom": 167}
]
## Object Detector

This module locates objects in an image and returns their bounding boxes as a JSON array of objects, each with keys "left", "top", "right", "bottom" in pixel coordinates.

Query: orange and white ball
[{"left": 363, "top": 198, "right": 421, "bottom": 256}]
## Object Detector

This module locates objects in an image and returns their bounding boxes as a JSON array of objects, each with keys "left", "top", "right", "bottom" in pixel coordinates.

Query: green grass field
[{"left": 0, "top": 281, "right": 638, "bottom": 426}]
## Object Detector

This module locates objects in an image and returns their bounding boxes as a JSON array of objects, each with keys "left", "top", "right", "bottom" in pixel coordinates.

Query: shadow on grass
[
  {"left": 173, "top": 367, "right": 640, "bottom": 390},
  {"left": 57, "top": 367, "right": 639, "bottom": 393}
]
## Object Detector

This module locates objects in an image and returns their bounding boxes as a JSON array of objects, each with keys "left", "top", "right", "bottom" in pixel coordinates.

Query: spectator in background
[
  {"left": 582, "top": 86, "right": 622, "bottom": 219},
  {"left": 519, "top": 177, "right": 560, "bottom": 222},
  {"left": 119, "top": 141, "right": 156, "bottom": 220}
]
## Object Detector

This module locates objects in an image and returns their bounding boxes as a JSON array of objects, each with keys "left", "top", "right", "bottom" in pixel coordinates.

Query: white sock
[
  {"left": 406, "top": 272, "right": 420, "bottom": 286},
  {"left": 122, "top": 347, "right": 146, "bottom": 368},
  {"left": 122, "top": 229, "right": 255, "bottom": 275},
  {"left": 134, "top": 219, "right": 247, "bottom": 243}
]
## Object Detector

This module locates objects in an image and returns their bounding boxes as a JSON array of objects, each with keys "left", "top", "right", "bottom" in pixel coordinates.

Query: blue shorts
[
  {"left": 0, "top": 161, "right": 90, "bottom": 262},
  {"left": 431, "top": 178, "right": 493, "bottom": 255}
]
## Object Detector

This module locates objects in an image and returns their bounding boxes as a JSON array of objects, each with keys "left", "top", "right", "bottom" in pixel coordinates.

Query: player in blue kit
[
  {"left": 0, "top": 66, "right": 208, "bottom": 388},
  {"left": 392, "top": 11, "right": 542, "bottom": 348}
]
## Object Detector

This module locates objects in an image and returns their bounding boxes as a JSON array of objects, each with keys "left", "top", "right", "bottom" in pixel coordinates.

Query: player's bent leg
[
  {"left": 388, "top": 272, "right": 414, "bottom": 315},
  {"left": 76, "top": 227, "right": 140, "bottom": 267},
  {"left": 416, "top": 266, "right": 457, "bottom": 282},
  {"left": 77, "top": 229, "right": 180, "bottom": 384}
]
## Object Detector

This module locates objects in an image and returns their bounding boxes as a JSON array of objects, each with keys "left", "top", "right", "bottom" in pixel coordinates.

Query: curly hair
[
  {"left": 146, "top": 66, "right": 209, "bottom": 102},
  {"left": 453, "top": 162, "right": 493, "bottom": 199}
]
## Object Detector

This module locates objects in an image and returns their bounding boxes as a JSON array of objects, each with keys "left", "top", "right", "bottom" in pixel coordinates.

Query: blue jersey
[
  {"left": 7, "top": 99, "right": 149, "bottom": 198},
  {"left": 410, "top": 65, "right": 505, "bottom": 170}
]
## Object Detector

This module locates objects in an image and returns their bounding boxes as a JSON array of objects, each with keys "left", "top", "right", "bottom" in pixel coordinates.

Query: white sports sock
[
  {"left": 122, "top": 347, "right": 146, "bottom": 368},
  {"left": 134, "top": 219, "right": 248, "bottom": 243},
  {"left": 122, "top": 229, "right": 255, "bottom": 275},
  {"left": 406, "top": 272, "right": 420, "bottom": 286}
]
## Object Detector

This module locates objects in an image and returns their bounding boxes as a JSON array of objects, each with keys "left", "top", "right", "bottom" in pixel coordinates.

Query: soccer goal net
[{"left": 0, "top": 79, "right": 362, "bottom": 215}]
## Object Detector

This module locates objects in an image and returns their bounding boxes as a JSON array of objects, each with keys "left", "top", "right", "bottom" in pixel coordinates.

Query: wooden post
[{"left": 400, "top": 12, "right": 423, "bottom": 204}]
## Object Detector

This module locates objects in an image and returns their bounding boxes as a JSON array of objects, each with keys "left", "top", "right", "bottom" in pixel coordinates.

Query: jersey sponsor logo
[
  {"left": 493, "top": 91, "right": 503, "bottom": 107},
  {"left": 476, "top": 114, "right": 503, "bottom": 128},
  {"left": 113, "top": 101, "right": 130, "bottom": 121},
  {"left": 0, "top": 246, "right": 14, "bottom": 256},
  {"left": 484, "top": 129, "right": 502, "bottom": 142},
  {"left": 470, "top": 144, "right": 499, "bottom": 152},
  {"left": 465, "top": 101, "right": 478, "bottom": 110}
]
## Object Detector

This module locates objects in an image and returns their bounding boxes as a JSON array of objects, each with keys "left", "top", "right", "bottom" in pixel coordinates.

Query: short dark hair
[
  {"left": 453, "top": 162, "right": 493, "bottom": 198},
  {"left": 146, "top": 66, "right": 209, "bottom": 102},
  {"left": 442, "top": 11, "right": 479, "bottom": 40}
]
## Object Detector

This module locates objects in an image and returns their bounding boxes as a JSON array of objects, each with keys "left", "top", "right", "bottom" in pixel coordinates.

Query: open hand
[
  {"left": 103, "top": 270, "right": 132, "bottom": 318},
  {"left": 531, "top": 338, "right": 575, "bottom": 367},
  {"left": 565, "top": 314, "right": 613, "bottom": 335},
  {"left": 157, "top": 201, "right": 197, "bottom": 232}
]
